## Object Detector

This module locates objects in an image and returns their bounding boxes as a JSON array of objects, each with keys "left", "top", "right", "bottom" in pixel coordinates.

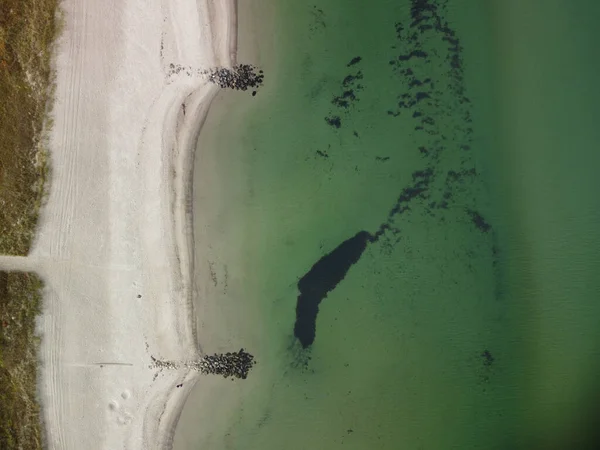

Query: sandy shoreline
[{"left": 2, "top": 0, "right": 237, "bottom": 448}]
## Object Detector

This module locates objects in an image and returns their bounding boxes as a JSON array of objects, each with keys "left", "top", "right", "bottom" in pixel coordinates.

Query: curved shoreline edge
[
  {"left": 160, "top": 0, "right": 239, "bottom": 447},
  {"left": 26, "top": 0, "right": 239, "bottom": 448}
]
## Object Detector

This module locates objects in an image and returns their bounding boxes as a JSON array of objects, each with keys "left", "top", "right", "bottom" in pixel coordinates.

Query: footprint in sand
[
  {"left": 117, "top": 412, "right": 133, "bottom": 426},
  {"left": 109, "top": 390, "right": 133, "bottom": 426}
]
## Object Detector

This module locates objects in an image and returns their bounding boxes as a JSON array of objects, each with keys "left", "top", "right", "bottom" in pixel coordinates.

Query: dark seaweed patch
[
  {"left": 293, "top": 231, "right": 372, "bottom": 348},
  {"left": 309, "top": 6, "right": 326, "bottom": 32},
  {"left": 347, "top": 56, "right": 362, "bottom": 66},
  {"left": 415, "top": 92, "right": 430, "bottom": 102},
  {"left": 325, "top": 69, "right": 364, "bottom": 126},
  {"left": 325, "top": 116, "right": 341, "bottom": 128},
  {"left": 467, "top": 209, "right": 491, "bottom": 233},
  {"left": 397, "top": 49, "right": 428, "bottom": 61},
  {"left": 481, "top": 350, "right": 494, "bottom": 367},
  {"left": 342, "top": 72, "right": 363, "bottom": 87},
  {"left": 332, "top": 89, "right": 357, "bottom": 108}
]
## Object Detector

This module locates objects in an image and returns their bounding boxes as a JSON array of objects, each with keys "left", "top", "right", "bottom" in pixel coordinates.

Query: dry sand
[{"left": 0, "top": 0, "right": 236, "bottom": 448}]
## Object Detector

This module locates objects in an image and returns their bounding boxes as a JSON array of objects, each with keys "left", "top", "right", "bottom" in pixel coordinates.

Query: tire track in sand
[{"left": 41, "top": 0, "right": 89, "bottom": 447}]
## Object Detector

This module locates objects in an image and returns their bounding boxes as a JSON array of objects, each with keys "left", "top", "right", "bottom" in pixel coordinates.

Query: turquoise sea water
[{"left": 175, "top": 1, "right": 600, "bottom": 449}]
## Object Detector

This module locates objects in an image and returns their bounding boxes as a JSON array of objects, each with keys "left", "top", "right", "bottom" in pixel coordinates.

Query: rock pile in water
[
  {"left": 208, "top": 64, "right": 265, "bottom": 93},
  {"left": 150, "top": 349, "right": 256, "bottom": 380},
  {"left": 164, "top": 63, "right": 265, "bottom": 95},
  {"left": 193, "top": 349, "right": 255, "bottom": 380}
]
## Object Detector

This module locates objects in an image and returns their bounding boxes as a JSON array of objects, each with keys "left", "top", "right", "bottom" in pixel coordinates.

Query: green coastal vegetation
[
  {"left": 0, "top": 0, "right": 61, "bottom": 448},
  {"left": 0, "top": 272, "right": 44, "bottom": 449},
  {"left": 0, "top": 0, "right": 60, "bottom": 255}
]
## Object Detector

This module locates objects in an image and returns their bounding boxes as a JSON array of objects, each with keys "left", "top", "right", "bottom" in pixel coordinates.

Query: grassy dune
[
  {"left": 0, "top": 272, "right": 44, "bottom": 449},
  {"left": 0, "top": 0, "right": 61, "bottom": 448},
  {"left": 0, "top": 0, "right": 60, "bottom": 255}
]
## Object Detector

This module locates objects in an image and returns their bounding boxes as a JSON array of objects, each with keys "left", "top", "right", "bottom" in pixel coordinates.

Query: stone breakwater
[
  {"left": 208, "top": 64, "right": 265, "bottom": 94},
  {"left": 167, "top": 63, "right": 265, "bottom": 95},
  {"left": 150, "top": 349, "right": 256, "bottom": 380}
]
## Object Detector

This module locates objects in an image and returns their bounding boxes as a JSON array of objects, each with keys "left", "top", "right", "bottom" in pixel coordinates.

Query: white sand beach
[{"left": 0, "top": 0, "right": 236, "bottom": 448}]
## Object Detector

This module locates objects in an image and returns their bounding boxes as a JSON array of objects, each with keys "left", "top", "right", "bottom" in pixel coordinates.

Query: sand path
[{"left": 0, "top": 0, "right": 236, "bottom": 448}]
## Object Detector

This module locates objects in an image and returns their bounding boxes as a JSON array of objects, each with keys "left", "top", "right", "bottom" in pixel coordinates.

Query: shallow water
[{"left": 174, "top": 1, "right": 600, "bottom": 449}]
